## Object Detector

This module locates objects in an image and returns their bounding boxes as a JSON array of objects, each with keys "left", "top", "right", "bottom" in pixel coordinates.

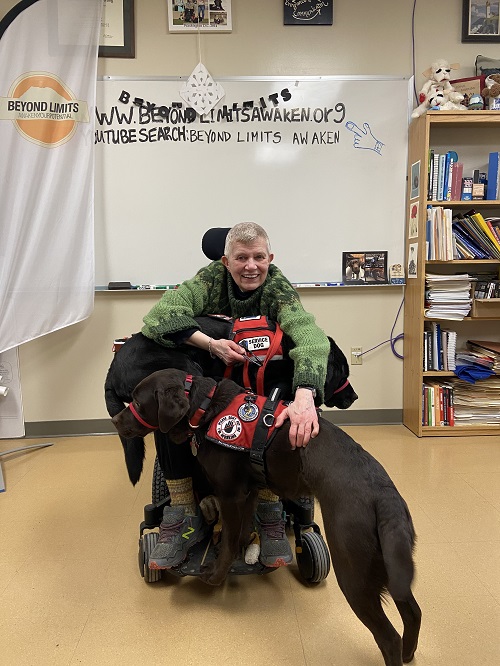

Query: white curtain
[{"left": 0, "top": 0, "right": 102, "bottom": 353}]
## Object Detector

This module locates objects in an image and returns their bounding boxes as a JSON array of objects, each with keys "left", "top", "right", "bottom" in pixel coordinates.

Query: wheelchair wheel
[
  {"left": 152, "top": 457, "right": 169, "bottom": 504},
  {"left": 139, "top": 531, "right": 162, "bottom": 583},
  {"left": 296, "top": 531, "right": 330, "bottom": 584}
]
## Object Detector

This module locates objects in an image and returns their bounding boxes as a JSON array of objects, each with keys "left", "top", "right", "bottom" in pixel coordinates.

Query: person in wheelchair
[{"left": 141, "top": 222, "right": 331, "bottom": 570}]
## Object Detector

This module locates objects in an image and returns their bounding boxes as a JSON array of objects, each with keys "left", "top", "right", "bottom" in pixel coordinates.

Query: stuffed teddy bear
[
  {"left": 411, "top": 85, "right": 466, "bottom": 119},
  {"left": 482, "top": 74, "right": 500, "bottom": 108}
]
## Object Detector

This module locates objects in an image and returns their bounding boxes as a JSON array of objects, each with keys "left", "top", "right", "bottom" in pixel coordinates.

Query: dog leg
[
  {"left": 321, "top": 512, "right": 403, "bottom": 665},
  {"left": 334, "top": 568, "right": 403, "bottom": 666},
  {"left": 394, "top": 595, "right": 421, "bottom": 663}
]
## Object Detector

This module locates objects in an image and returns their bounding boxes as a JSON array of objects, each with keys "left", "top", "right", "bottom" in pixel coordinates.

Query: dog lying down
[{"left": 113, "top": 368, "right": 421, "bottom": 666}]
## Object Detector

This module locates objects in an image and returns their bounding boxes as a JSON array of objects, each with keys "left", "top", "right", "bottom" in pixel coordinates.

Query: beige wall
[{"left": 1, "top": 0, "right": 497, "bottom": 427}]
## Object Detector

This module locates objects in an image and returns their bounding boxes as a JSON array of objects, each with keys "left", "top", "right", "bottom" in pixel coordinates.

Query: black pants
[{"left": 154, "top": 431, "right": 194, "bottom": 480}]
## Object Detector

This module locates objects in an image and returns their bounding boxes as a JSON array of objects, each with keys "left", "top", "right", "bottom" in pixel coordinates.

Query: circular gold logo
[{"left": 7, "top": 72, "right": 86, "bottom": 147}]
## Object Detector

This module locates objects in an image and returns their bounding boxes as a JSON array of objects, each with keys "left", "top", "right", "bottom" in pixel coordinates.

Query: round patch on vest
[
  {"left": 216, "top": 414, "right": 242, "bottom": 441},
  {"left": 238, "top": 402, "right": 260, "bottom": 422}
]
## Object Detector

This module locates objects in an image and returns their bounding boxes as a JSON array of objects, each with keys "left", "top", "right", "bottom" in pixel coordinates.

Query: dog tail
[
  {"left": 377, "top": 494, "right": 422, "bottom": 662},
  {"left": 120, "top": 435, "right": 146, "bottom": 486}
]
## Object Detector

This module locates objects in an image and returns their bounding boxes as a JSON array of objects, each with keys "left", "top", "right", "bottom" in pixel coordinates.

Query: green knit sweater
[{"left": 142, "top": 261, "right": 330, "bottom": 402}]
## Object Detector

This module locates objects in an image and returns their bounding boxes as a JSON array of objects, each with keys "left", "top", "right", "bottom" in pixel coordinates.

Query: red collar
[
  {"left": 333, "top": 379, "right": 350, "bottom": 394},
  {"left": 129, "top": 402, "right": 158, "bottom": 430}
]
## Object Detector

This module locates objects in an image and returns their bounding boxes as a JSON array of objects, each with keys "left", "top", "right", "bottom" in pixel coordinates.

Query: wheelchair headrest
[{"left": 201, "top": 227, "right": 231, "bottom": 261}]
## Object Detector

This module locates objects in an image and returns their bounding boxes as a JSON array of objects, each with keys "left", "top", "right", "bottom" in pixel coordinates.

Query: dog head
[
  {"left": 112, "top": 368, "right": 218, "bottom": 443},
  {"left": 323, "top": 337, "right": 358, "bottom": 409}
]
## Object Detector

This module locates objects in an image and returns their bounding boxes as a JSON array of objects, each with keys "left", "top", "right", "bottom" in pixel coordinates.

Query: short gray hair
[{"left": 224, "top": 222, "right": 271, "bottom": 256}]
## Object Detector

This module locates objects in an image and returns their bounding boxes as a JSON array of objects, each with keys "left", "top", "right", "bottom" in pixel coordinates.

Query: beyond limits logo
[{"left": 0, "top": 72, "right": 89, "bottom": 147}]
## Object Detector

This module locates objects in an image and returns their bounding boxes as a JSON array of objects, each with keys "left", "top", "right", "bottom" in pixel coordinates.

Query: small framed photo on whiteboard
[
  {"left": 167, "top": 0, "right": 232, "bottom": 32},
  {"left": 342, "top": 252, "right": 388, "bottom": 284}
]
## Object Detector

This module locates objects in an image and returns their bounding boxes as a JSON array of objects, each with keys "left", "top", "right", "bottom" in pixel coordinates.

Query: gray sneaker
[
  {"left": 256, "top": 501, "right": 293, "bottom": 568},
  {"left": 149, "top": 505, "right": 207, "bottom": 570}
]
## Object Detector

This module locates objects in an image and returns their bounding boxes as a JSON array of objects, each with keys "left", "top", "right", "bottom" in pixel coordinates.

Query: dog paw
[{"left": 199, "top": 495, "right": 220, "bottom": 524}]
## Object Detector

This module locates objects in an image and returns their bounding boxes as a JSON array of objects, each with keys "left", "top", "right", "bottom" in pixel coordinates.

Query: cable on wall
[{"left": 358, "top": 296, "right": 405, "bottom": 361}]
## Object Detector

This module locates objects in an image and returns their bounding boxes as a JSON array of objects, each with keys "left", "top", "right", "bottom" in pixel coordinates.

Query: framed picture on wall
[
  {"left": 342, "top": 252, "right": 388, "bottom": 284},
  {"left": 462, "top": 0, "right": 500, "bottom": 43},
  {"left": 99, "top": 0, "right": 135, "bottom": 57},
  {"left": 167, "top": 0, "right": 232, "bottom": 32},
  {"left": 284, "top": 0, "right": 333, "bottom": 25}
]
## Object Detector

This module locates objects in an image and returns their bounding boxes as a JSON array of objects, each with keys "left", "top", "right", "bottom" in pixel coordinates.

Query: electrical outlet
[{"left": 351, "top": 346, "right": 363, "bottom": 365}]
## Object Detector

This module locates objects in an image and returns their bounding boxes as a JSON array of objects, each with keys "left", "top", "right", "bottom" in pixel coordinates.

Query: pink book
[{"left": 452, "top": 162, "right": 463, "bottom": 201}]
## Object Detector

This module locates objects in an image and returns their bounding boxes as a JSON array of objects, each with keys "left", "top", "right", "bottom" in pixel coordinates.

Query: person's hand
[
  {"left": 210, "top": 338, "right": 247, "bottom": 366},
  {"left": 275, "top": 388, "right": 319, "bottom": 449}
]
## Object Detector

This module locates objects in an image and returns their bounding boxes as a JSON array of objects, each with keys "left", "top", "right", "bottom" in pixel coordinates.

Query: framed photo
[
  {"left": 342, "top": 252, "right": 388, "bottom": 284},
  {"left": 284, "top": 0, "right": 333, "bottom": 25},
  {"left": 410, "top": 160, "right": 420, "bottom": 200},
  {"left": 168, "top": 0, "right": 232, "bottom": 33},
  {"left": 462, "top": 0, "right": 500, "bottom": 43},
  {"left": 99, "top": 0, "right": 135, "bottom": 58}
]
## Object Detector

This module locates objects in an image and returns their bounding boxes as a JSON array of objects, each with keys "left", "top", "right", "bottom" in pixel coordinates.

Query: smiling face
[{"left": 222, "top": 239, "right": 274, "bottom": 292}]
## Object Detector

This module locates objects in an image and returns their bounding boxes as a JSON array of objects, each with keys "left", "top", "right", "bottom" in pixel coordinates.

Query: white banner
[{"left": 0, "top": 0, "right": 102, "bottom": 354}]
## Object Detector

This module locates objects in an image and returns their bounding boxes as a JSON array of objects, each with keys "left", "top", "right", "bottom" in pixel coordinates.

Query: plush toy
[
  {"left": 411, "top": 85, "right": 466, "bottom": 119},
  {"left": 482, "top": 74, "right": 500, "bottom": 106},
  {"left": 417, "top": 59, "right": 463, "bottom": 104}
]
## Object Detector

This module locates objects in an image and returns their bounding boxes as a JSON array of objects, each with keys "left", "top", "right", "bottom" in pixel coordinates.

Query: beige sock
[
  {"left": 167, "top": 477, "right": 197, "bottom": 515},
  {"left": 258, "top": 488, "right": 280, "bottom": 502}
]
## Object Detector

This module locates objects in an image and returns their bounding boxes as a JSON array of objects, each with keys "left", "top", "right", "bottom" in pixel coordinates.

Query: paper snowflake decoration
[{"left": 180, "top": 62, "right": 225, "bottom": 116}]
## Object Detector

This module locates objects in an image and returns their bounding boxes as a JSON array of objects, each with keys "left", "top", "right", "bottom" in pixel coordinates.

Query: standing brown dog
[{"left": 113, "top": 368, "right": 421, "bottom": 666}]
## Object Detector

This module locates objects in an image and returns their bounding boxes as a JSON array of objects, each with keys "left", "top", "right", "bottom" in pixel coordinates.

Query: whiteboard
[{"left": 94, "top": 77, "right": 411, "bottom": 286}]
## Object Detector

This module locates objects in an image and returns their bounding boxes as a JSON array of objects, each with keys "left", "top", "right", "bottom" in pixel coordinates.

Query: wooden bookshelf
[{"left": 403, "top": 112, "right": 500, "bottom": 437}]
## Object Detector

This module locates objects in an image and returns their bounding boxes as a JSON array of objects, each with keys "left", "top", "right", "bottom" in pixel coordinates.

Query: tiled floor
[{"left": 1, "top": 426, "right": 499, "bottom": 665}]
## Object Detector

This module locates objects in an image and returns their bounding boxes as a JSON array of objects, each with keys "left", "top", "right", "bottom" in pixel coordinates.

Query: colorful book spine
[
  {"left": 431, "top": 152, "right": 440, "bottom": 200},
  {"left": 470, "top": 210, "right": 500, "bottom": 255},
  {"left": 452, "top": 162, "right": 463, "bottom": 201},
  {"left": 486, "top": 151, "right": 500, "bottom": 200},
  {"left": 437, "top": 154, "right": 446, "bottom": 201},
  {"left": 461, "top": 176, "right": 473, "bottom": 200}
]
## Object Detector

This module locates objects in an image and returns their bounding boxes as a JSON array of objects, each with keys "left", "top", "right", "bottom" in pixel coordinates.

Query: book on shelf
[
  {"left": 437, "top": 154, "right": 446, "bottom": 201},
  {"left": 422, "top": 381, "right": 455, "bottom": 427},
  {"left": 451, "top": 376, "right": 500, "bottom": 426},
  {"left": 486, "top": 152, "right": 500, "bottom": 201},
  {"left": 469, "top": 210, "right": 500, "bottom": 255},
  {"left": 423, "top": 326, "right": 457, "bottom": 371},
  {"left": 453, "top": 212, "right": 500, "bottom": 259},
  {"left": 467, "top": 340, "right": 500, "bottom": 371},
  {"left": 451, "top": 162, "right": 463, "bottom": 201},
  {"left": 485, "top": 217, "right": 500, "bottom": 244},
  {"left": 461, "top": 176, "right": 473, "bottom": 201},
  {"left": 431, "top": 152, "right": 439, "bottom": 200}
]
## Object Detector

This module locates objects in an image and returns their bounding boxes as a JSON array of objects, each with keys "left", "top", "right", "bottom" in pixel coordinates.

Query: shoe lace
[
  {"left": 159, "top": 518, "right": 183, "bottom": 542},
  {"left": 260, "top": 517, "right": 285, "bottom": 540}
]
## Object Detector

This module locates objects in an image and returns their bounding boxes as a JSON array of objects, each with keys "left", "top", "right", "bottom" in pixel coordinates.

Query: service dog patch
[
  {"left": 215, "top": 414, "right": 242, "bottom": 441},
  {"left": 238, "top": 401, "right": 259, "bottom": 422},
  {"left": 206, "top": 393, "right": 288, "bottom": 451}
]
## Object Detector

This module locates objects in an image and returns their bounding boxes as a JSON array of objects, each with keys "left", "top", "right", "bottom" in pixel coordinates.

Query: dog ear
[{"left": 157, "top": 386, "right": 190, "bottom": 434}]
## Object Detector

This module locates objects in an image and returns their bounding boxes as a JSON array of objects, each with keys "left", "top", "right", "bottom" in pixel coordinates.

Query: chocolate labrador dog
[
  {"left": 105, "top": 316, "right": 357, "bottom": 485},
  {"left": 112, "top": 368, "right": 420, "bottom": 666}
]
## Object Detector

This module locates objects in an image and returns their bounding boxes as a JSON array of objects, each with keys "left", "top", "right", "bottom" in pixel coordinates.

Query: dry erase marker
[{"left": 136, "top": 284, "right": 169, "bottom": 290}]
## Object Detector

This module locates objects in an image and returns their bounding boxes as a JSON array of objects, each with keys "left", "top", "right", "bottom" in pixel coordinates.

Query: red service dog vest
[
  {"left": 224, "top": 316, "right": 284, "bottom": 395},
  {"left": 206, "top": 393, "right": 288, "bottom": 451}
]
